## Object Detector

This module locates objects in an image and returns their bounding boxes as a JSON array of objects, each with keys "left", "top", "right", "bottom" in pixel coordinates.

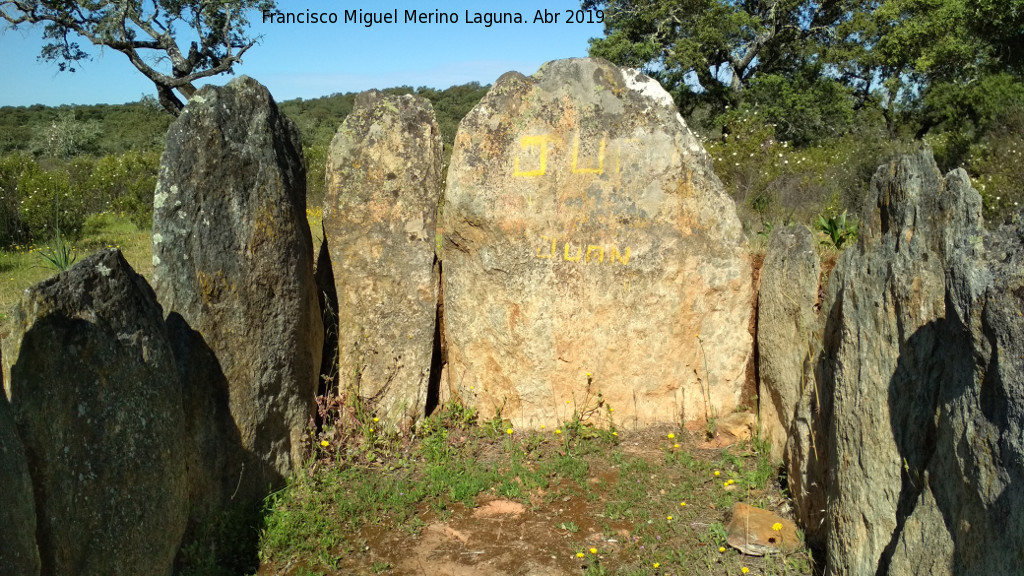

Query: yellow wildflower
[
  {"left": 714, "top": 470, "right": 720, "bottom": 477},
  {"left": 506, "top": 428, "right": 514, "bottom": 435},
  {"left": 576, "top": 552, "right": 584, "bottom": 558},
  {"left": 589, "top": 547, "right": 598, "bottom": 554},
  {"left": 653, "top": 562, "right": 660, "bottom": 568},
  {"left": 320, "top": 440, "right": 329, "bottom": 447},
  {"left": 719, "top": 546, "right": 726, "bottom": 553},
  {"left": 742, "top": 568, "right": 749, "bottom": 574},
  {"left": 772, "top": 522, "right": 783, "bottom": 532},
  {"left": 667, "top": 433, "right": 675, "bottom": 439},
  {"left": 667, "top": 515, "right": 673, "bottom": 520}
]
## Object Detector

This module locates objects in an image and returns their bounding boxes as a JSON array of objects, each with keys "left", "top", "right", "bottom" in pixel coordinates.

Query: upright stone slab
[
  {"left": 443, "top": 58, "right": 752, "bottom": 428},
  {"left": 819, "top": 150, "right": 958, "bottom": 574},
  {"left": 325, "top": 91, "right": 442, "bottom": 427},
  {"left": 757, "top": 226, "right": 819, "bottom": 460},
  {"left": 0, "top": 348, "right": 40, "bottom": 576},
  {"left": 794, "top": 148, "right": 1024, "bottom": 574},
  {"left": 153, "top": 76, "right": 323, "bottom": 503},
  {"left": 2, "top": 250, "right": 187, "bottom": 576}
]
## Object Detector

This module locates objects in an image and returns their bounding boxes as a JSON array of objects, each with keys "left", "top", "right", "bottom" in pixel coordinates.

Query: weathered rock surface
[
  {"left": 757, "top": 225, "right": 819, "bottom": 460},
  {"left": 819, "top": 150, "right": 970, "bottom": 575},
  {"left": 442, "top": 58, "right": 752, "bottom": 428},
  {"left": 793, "top": 148, "right": 1024, "bottom": 574},
  {"left": 153, "top": 76, "right": 323, "bottom": 504},
  {"left": 1, "top": 249, "right": 187, "bottom": 576},
  {"left": 716, "top": 411, "right": 757, "bottom": 441},
  {"left": 0, "top": 348, "right": 40, "bottom": 576},
  {"left": 325, "top": 90, "right": 442, "bottom": 427},
  {"left": 923, "top": 200, "right": 1024, "bottom": 575},
  {"left": 726, "top": 503, "right": 801, "bottom": 556}
]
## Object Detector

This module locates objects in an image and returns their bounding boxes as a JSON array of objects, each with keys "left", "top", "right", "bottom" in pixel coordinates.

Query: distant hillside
[
  {"left": 0, "top": 82, "right": 491, "bottom": 158},
  {"left": 0, "top": 98, "right": 173, "bottom": 157}
]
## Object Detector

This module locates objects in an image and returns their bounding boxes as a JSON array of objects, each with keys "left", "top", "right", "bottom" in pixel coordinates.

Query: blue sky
[{"left": 0, "top": 1, "right": 606, "bottom": 107}]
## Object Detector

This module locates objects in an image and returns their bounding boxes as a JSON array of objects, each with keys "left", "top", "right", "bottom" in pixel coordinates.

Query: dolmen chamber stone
[
  {"left": 324, "top": 91, "right": 443, "bottom": 429},
  {"left": 442, "top": 58, "right": 753, "bottom": 428},
  {"left": 152, "top": 76, "right": 323, "bottom": 506},
  {"left": 1, "top": 250, "right": 187, "bottom": 576}
]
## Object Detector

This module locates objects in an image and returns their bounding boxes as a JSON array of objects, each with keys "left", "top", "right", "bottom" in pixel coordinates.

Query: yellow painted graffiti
[
  {"left": 564, "top": 242, "right": 583, "bottom": 261},
  {"left": 536, "top": 236, "right": 556, "bottom": 259},
  {"left": 513, "top": 133, "right": 624, "bottom": 177},
  {"left": 571, "top": 135, "right": 606, "bottom": 175},
  {"left": 513, "top": 135, "right": 551, "bottom": 177},
  {"left": 533, "top": 236, "right": 630, "bottom": 266},
  {"left": 609, "top": 246, "right": 630, "bottom": 265}
]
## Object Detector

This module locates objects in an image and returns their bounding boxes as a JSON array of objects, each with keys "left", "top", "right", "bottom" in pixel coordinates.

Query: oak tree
[{"left": 1, "top": 0, "right": 274, "bottom": 115}]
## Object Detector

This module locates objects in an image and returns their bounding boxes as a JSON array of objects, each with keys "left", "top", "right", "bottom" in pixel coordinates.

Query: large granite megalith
[
  {"left": 795, "top": 148, "right": 1024, "bottom": 574},
  {"left": 1, "top": 250, "right": 187, "bottom": 576},
  {"left": 153, "top": 76, "right": 323, "bottom": 504},
  {"left": 325, "top": 91, "right": 443, "bottom": 427},
  {"left": 442, "top": 58, "right": 752, "bottom": 428}
]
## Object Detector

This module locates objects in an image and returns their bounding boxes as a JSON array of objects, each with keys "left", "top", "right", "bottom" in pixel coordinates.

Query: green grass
[
  {"left": 257, "top": 403, "right": 816, "bottom": 575},
  {"left": 0, "top": 212, "right": 153, "bottom": 336},
  {"left": 0, "top": 210, "right": 327, "bottom": 338}
]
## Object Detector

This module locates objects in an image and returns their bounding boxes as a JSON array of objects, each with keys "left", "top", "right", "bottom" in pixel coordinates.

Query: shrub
[
  {"left": 17, "top": 165, "right": 85, "bottom": 240},
  {"left": 963, "top": 111, "right": 1024, "bottom": 224},
  {"left": 85, "top": 150, "right": 160, "bottom": 228},
  {"left": 304, "top": 144, "right": 327, "bottom": 209},
  {"left": 0, "top": 153, "right": 36, "bottom": 246},
  {"left": 705, "top": 108, "right": 906, "bottom": 234}
]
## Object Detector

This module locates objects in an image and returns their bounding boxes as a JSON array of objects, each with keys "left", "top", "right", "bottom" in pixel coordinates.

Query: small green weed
[
  {"left": 558, "top": 520, "right": 580, "bottom": 533},
  {"left": 36, "top": 233, "right": 77, "bottom": 272},
  {"left": 815, "top": 209, "right": 859, "bottom": 249}
]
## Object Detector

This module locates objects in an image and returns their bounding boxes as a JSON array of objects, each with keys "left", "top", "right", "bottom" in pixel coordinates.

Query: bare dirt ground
[{"left": 257, "top": 424, "right": 814, "bottom": 576}]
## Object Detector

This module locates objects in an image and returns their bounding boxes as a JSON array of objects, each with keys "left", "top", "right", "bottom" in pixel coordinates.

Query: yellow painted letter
[
  {"left": 571, "top": 135, "right": 606, "bottom": 175},
  {"left": 564, "top": 242, "right": 583, "bottom": 262},
  {"left": 586, "top": 245, "right": 604, "bottom": 263},
  {"left": 536, "top": 236, "right": 556, "bottom": 259},
  {"left": 514, "top": 135, "right": 550, "bottom": 177},
  {"left": 609, "top": 246, "right": 631, "bottom": 265}
]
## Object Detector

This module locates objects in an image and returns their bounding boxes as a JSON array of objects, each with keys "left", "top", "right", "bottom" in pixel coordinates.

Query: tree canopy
[
  {"left": 0, "top": 0, "right": 274, "bottom": 115},
  {"left": 585, "top": 0, "right": 1024, "bottom": 144}
]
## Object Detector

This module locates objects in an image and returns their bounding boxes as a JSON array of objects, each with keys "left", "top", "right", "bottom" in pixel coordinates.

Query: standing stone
[
  {"left": 811, "top": 150, "right": 954, "bottom": 569},
  {"left": 153, "top": 76, "right": 323, "bottom": 504},
  {"left": 0, "top": 347, "right": 40, "bottom": 576},
  {"left": 796, "top": 148, "right": 1024, "bottom": 575},
  {"left": 757, "top": 225, "right": 819, "bottom": 460},
  {"left": 819, "top": 150, "right": 959, "bottom": 575},
  {"left": 443, "top": 58, "right": 752, "bottom": 428},
  {"left": 1, "top": 250, "right": 187, "bottom": 576},
  {"left": 324, "top": 91, "right": 442, "bottom": 427},
  {"left": 915, "top": 185, "right": 1024, "bottom": 575}
]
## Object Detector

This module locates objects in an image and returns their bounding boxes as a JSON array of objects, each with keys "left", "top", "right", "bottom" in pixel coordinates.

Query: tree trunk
[{"left": 157, "top": 84, "right": 185, "bottom": 116}]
